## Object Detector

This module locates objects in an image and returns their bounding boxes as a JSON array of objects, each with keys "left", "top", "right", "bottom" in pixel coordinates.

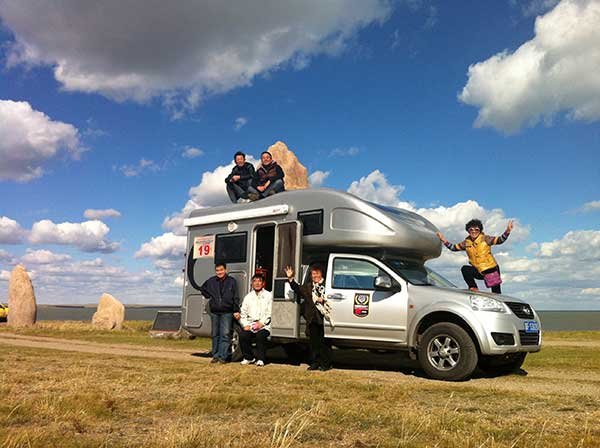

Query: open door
[{"left": 269, "top": 221, "right": 302, "bottom": 339}]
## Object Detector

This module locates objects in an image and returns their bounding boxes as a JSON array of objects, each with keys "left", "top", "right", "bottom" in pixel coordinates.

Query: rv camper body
[{"left": 182, "top": 189, "right": 541, "bottom": 381}]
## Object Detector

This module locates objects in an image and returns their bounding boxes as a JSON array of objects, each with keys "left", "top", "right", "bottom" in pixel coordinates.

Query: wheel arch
[{"left": 412, "top": 310, "right": 484, "bottom": 355}]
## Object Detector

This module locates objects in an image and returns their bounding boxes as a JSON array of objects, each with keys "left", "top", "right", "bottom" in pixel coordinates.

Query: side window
[
  {"left": 297, "top": 209, "right": 324, "bottom": 236},
  {"left": 332, "top": 258, "right": 386, "bottom": 290},
  {"left": 215, "top": 232, "right": 247, "bottom": 264}
]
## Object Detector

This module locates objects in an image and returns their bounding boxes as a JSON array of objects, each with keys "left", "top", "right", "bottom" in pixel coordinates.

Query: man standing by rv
[
  {"left": 225, "top": 151, "right": 259, "bottom": 203},
  {"left": 200, "top": 264, "right": 241, "bottom": 363},
  {"left": 252, "top": 151, "right": 285, "bottom": 199},
  {"left": 284, "top": 265, "right": 333, "bottom": 371},
  {"left": 239, "top": 274, "right": 272, "bottom": 367}
]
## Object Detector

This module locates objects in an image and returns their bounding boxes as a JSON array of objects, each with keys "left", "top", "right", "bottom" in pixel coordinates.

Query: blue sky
[{"left": 1, "top": 0, "right": 599, "bottom": 309}]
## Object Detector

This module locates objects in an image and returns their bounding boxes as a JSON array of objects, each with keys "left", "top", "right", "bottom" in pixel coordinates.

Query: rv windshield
[{"left": 386, "top": 260, "right": 456, "bottom": 288}]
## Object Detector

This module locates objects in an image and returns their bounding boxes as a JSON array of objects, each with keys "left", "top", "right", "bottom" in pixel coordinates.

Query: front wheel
[{"left": 418, "top": 323, "right": 478, "bottom": 381}]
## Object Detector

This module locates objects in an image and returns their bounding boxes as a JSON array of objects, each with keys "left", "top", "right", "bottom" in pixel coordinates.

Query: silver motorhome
[{"left": 181, "top": 188, "right": 541, "bottom": 381}]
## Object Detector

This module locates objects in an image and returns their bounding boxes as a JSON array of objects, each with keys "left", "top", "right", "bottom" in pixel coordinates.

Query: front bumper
[{"left": 475, "top": 309, "right": 542, "bottom": 355}]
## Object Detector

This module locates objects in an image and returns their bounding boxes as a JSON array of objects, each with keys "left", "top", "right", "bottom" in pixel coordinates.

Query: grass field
[{"left": 1, "top": 322, "right": 599, "bottom": 447}]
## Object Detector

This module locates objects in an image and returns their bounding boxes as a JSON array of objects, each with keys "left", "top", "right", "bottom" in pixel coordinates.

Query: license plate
[{"left": 524, "top": 321, "right": 539, "bottom": 333}]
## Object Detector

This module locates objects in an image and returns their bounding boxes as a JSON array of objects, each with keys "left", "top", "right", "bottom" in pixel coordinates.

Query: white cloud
[
  {"left": 582, "top": 287, "right": 600, "bottom": 295},
  {"left": 21, "top": 249, "right": 72, "bottom": 265},
  {"left": 0, "top": 270, "right": 9, "bottom": 282},
  {"left": 1, "top": 1, "right": 390, "bottom": 115},
  {"left": 459, "top": 0, "right": 600, "bottom": 134},
  {"left": 347, "top": 170, "right": 407, "bottom": 206},
  {"left": 0, "top": 249, "right": 14, "bottom": 264},
  {"left": 309, "top": 170, "right": 330, "bottom": 187},
  {"left": 119, "top": 158, "right": 161, "bottom": 177},
  {"left": 0, "top": 100, "right": 84, "bottom": 182},
  {"left": 29, "top": 219, "right": 120, "bottom": 253},
  {"left": 0, "top": 216, "right": 27, "bottom": 244},
  {"left": 538, "top": 230, "right": 600, "bottom": 259},
  {"left": 330, "top": 147, "right": 360, "bottom": 157},
  {"left": 234, "top": 117, "right": 248, "bottom": 131},
  {"left": 517, "top": 0, "right": 562, "bottom": 16},
  {"left": 581, "top": 200, "right": 600, "bottom": 212},
  {"left": 83, "top": 208, "right": 121, "bottom": 220},
  {"left": 135, "top": 232, "right": 186, "bottom": 260},
  {"left": 182, "top": 147, "right": 204, "bottom": 159}
]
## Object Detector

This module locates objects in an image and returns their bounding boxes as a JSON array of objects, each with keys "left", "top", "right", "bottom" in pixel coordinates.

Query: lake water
[{"left": 34, "top": 306, "right": 600, "bottom": 331}]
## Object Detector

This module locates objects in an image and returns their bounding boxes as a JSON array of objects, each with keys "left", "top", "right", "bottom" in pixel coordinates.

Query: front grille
[
  {"left": 505, "top": 301, "right": 535, "bottom": 319},
  {"left": 519, "top": 330, "right": 540, "bottom": 346}
]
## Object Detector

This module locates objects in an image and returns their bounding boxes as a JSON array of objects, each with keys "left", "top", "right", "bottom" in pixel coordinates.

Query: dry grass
[{"left": 1, "top": 323, "right": 599, "bottom": 447}]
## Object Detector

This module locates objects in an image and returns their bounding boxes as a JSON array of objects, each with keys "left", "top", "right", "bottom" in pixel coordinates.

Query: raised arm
[
  {"left": 284, "top": 266, "right": 303, "bottom": 303},
  {"left": 437, "top": 232, "right": 466, "bottom": 251},
  {"left": 485, "top": 220, "right": 514, "bottom": 246}
]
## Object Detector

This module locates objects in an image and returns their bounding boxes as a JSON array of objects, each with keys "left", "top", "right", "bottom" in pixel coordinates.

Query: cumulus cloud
[
  {"left": 538, "top": 230, "right": 600, "bottom": 259},
  {"left": 0, "top": 249, "right": 14, "bottom": 264},
  {"left": 234, "top": 117, "right": 248, "bottom": 131},
  {"left": 459, "top": 0, "right": 600, "bottom": 134},
  {"left": 182, "top": 147, "right": 204, "bottom": 159},
  {"left": 347, "top": 170, "right": 408, "bottom": 206},
  {"left": 135, "top": 232, "right": 186, "bottom": 260},
  {"left": 21, "top": 249, "right": 72, "bottom": 265},
  {"left": 517, "top": 0, "right": 562, "bottom": 16},
  {"left": 309, "top": 170, "right": 330, "bottom": 187},
  {"left": 0, "top": 100, "right": 84, "bottom": 182},
  {"left": 1, "top": 0, "right": 390, "bottom": 115},
  {"left": 0, "top": 216, "right": 28, "bottom": 244},
  {"left": 28, "top": 219, "right": 120, "bottom": 253},
  {"left": 83, "top": 208, "right": 121, "bottom": 220}
]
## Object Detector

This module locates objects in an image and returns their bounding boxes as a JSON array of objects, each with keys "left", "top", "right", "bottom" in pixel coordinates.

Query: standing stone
[
  {"left": 92, "top": 293, "right": 125, "bottom": 330},
  {"left": 266, "top": 141, "right": 309, "bottom": 190},
  {"left": 7, "top": 265, "right": 37, "bottom": 327}
]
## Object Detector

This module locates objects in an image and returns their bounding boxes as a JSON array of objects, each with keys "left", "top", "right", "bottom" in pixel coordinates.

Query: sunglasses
[{"left": 468, "top": 227, "right": 481, "bottom": 232}]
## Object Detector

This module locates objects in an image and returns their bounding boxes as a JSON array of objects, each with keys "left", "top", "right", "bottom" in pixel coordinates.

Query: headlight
[{"left": 470, "top": 296, "right": 507, "bottom": 313}]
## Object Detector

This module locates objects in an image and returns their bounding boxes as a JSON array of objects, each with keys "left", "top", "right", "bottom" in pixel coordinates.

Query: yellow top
[{"left": 465, "top": 233, "right": 498, "bottom": 272}]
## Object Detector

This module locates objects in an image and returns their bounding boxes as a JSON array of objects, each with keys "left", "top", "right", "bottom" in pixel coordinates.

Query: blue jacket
[{"left": 200, "top": 275, "right": 240, "bottom": 313}]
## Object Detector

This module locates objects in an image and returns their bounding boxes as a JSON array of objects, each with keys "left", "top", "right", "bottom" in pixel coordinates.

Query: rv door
[{"left": 270, "top": 221, "right": 302, "bottom": 339}]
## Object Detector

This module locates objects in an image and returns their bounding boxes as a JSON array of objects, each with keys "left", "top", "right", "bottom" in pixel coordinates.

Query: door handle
[{"left": 327, "top": 293, "right": 346, "bottom": 300}]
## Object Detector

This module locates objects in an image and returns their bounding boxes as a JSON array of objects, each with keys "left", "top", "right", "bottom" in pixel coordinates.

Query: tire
[
  {"left": 478, "top": 353, "right": 526, "bottom": 376},
  {"left": 418, "top": 322, "right": 478, "bottom": 381},
  {"left": 230, "top": 324, "right": 243, "bottom": 362}
]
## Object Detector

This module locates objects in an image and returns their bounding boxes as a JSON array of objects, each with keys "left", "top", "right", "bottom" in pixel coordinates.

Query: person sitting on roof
[
  {"left": 437, "top": 219, "right": 514, "bottom": 294},
  {"left": 249, "top": 151, "right": 285, "bottom": 200},
  {"left": 225, "top": 151, "right": 260, "bottom": 203}
]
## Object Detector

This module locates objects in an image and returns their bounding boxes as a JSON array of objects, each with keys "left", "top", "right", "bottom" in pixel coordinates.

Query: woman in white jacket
[{"left": 238, "top": 274, "right": 273, "bottom": 366}]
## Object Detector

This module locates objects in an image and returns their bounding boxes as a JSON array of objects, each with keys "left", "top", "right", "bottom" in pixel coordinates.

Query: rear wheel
[
  {"left": 230, "top": 324, "right": 243, "bottom": 362},
  {"left": 478, "top": 353, "right": 526, "bottom": 376},
  {"left": 418, "top": 323, "right": 478, "bottom": 381}
]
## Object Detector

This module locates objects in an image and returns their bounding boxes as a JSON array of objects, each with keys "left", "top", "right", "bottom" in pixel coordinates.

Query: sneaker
[
  {"left": 218, "top": 359, "right": 228, "bottom": 364},
  {"left": 210, "top": 357, "right": 219, "bottom": 364},
  {"left": 256, "top": 360, "right": 265, "bottom": 367},
  {"left": 237, "top": 198, "right": 251, "bottom": 203},
  {"left": 247, "top": 193, "right": 260, "bottom": 201},
  {"left": 469, "top": 287, "right": 479, "bottom": 291},
  {"left": 306, "top": 364, "right": 319, "bottom": 371},
  {"left": 240, "top": 358, "right": 256, "bottom": 365}
]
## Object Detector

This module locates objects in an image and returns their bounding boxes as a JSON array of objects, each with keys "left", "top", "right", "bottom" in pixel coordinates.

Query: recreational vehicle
[{"left": 181, "top": 188, "right": 541, "bottom": 381}]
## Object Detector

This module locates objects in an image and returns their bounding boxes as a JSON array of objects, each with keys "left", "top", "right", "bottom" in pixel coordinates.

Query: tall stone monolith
[
  {"left": 266, "top": 141, "right": 309, "bottom": 190},
  {"left": 92, "top": 293, "right": 125, "bottom": 330},
  {"left": 7, "top": 265, "right": 37, "bottom": 327}
]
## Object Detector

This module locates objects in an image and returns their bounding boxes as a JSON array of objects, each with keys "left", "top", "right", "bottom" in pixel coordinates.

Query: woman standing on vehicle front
[{"left": 437, "top": 219, "right": 514, "bottom": 294}]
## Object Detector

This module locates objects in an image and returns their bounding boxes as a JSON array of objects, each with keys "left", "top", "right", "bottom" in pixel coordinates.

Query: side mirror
[{"left": 374, "top": 275, "right": 392, "bottom": 290}]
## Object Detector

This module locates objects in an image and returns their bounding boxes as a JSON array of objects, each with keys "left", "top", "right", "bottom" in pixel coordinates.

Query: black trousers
[
  {"left": 239, "top": 328, "right": 270, "bottom": 362},
  {"left": 226, "top": 182, "right": 259, "bottom": 203},
  {"left": 308, "top": 322, "right": 333, "bottom": 368},
  {"left": 461, "top": 265, "right": 501, "bottom": 294}
]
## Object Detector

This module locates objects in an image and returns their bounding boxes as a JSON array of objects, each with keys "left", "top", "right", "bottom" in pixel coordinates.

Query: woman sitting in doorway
[{"left": 437, "top": 219, "right": 514, "bottom": 294}]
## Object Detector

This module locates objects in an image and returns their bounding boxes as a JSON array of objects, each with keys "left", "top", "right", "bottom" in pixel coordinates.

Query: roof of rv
[{"left": 184, "top": 188, "right": 437, "bottom": 232}]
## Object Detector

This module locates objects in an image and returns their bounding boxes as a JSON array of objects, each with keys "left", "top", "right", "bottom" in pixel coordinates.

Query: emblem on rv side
[
  {"left": 353, "top": 293, "right": 370, "bottom": 318},
  {"left": 227, "top": 222, "right": 238, "bottom": 232}
]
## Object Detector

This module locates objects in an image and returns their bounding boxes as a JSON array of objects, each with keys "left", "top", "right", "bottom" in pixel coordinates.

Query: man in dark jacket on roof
[
  {"left": 200, "top": 263, "right": 241, "bottom": 363},
  {"left": 251, "top": 151, "right": 285, "bottom": 199},
  {"left": 225, "top": 151, "right": 259, "bottom": 203}
]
